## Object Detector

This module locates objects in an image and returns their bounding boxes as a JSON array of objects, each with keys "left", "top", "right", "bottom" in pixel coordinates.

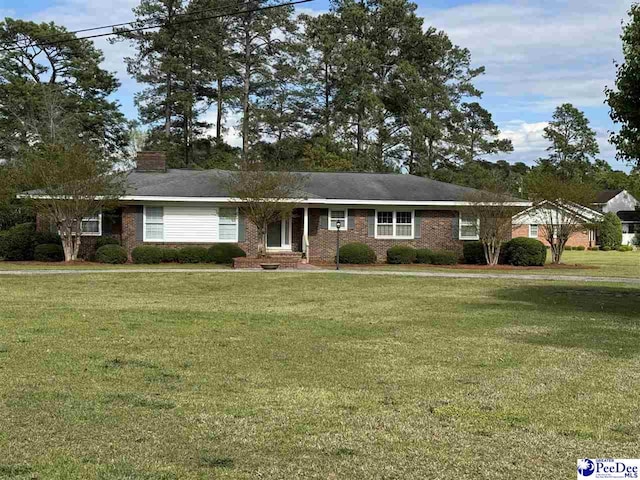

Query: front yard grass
[
  {"left": 344, "top": 249, "right": 640, "bottom": 278},
  {"left": 0, "top": 272, "right": 639, "bottom": 478}
]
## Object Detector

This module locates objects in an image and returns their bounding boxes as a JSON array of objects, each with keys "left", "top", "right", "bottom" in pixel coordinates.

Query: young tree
[
  {"left": 19, "top": 143, "right": 124, "bottom": 262},
  {"left": 223, "top": 166, "right": 306, "bottom": 257},
  {"left": 0, "top": 19, "right": 128, "bottom": 160},
  {"left": 462, "top": 189, "right": 522, "bottom": 265},
  {"left": 599, "top": 212, "right": 623, "bottom": 249},
  {"left": 606, "top": 4, "right": 640, "bottom": 169},
  {"left": 538, "top": 103, "right": 599, "bottom": 181},
  {"left": 526, "top": 171, "right": 596, "bottom": 264}
]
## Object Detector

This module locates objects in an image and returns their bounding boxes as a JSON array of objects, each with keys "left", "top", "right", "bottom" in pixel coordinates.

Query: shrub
[
  {"left": 338, "top": 243, "right": 376, "bottom": 264},
  {"left": 131, "top": 246, "right": 164, "bottom": 264},
  {"left": 634, "top": 231, "right": 640, "bottom": 246},
  {"left": 617, "top": 245, "right": 633, "bottom": 252},
  {"left": 34, "top": 231, "right": 62, "bottom": 246},
  {"left": 0, "top": 223, "right": 37, "bottom": 261},
  {"left": 177, "top": 246, "right": 209, "bottom": 264},
  {"left": 96, "top": 244, "right": 128, "bottom": 264},
  {"left": 601, "top": 246, "right": 612, "bottom": 251},
  {"left": 599, "top": 212, "right": 623, "bottom": 249},
  {"left": 96, "top": 236, "right": 120, "bottom": 249},
  {"left": 463, "top": 241, "right": 485, "bottom": 264},
  {"left": 574, "top": 245, "right": 586, "bottom": 251},
  {"left": 161, "top": 248, "right": 179, "bottom": 263},
  {"left": 502, "top": 237, "right": 546, "bottom": 266},
  {"left": 386, "top": 245, "right": 416, "bottom": 264},
  {"left": 34, "top": 243, "right": 64, "bottom": 262},
  {"left": 564, "top": 246, "right": 573, "bottom": 251},
  {"left": 415, "top": 248, "right": 433, "bottom": 264},
  {"left": 430, "top": 250, "right": 458, "bottom": 265},
  {"left": 588, "top": 246, "right": 599, "bottom": 251},
  {"left": 208, "top": 244, "right": 246, "bottom": 264}
]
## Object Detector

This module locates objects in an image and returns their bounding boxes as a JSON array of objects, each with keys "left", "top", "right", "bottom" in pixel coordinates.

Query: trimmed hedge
[
  {"left": 338, "top": 243, "right": 376, "bottom": 264},
  {"left": 415, "top": 248, "right": 433, "bottom": 264},
  {"left": 132, "top": 246, "right": 164, "bottom": 264},
  {"left": 602, "top": 246, "right": 612, "bottom": 251},
  {"left": 0, "top": 223, "right": 36, "bottom": 260},
  {"left": 463, "top": 241, "right": 485, "bottom": 264},
  {"left": 588, "top": 246, "right": 599, "bottom": 251},
  {"left": 177, "top": 246, "right": 209, "bottom": 264},
  {"left": 386, "top": 245, "right": 416, "bottom": 264},
  {"left": 34, "top": 243, "right": 64, "bottom": 262},
  {"left": 96, "top": 244, "right": 128, "bottom": 264},
  {"left": 208, "top": 244, "right": 246, "bottom": 264},
  {"left": 97, "top": 236, "right": 120, "bottom": 249},
  {"left": 502, "top": 237, "right": 546, "bottom": 266},
  {"left": 430, "top": 250, "right": 459, "bottom": 265},
  {"left": 161, "top": 248, "right": 179, "bottom": 263},
  {"left": 600, "top": 212, "right": 622, "bottom": 249},
  {"left": 617, "top": 245, "right": 633, "bottom": 252},
  {"left": 574, "top": 245, "right": 586, "bottom": 251}
]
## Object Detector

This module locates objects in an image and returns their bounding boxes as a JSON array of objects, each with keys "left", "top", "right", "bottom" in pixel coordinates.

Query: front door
[{"left": 266, "top": 217, "right": 291, "bottom": 250}]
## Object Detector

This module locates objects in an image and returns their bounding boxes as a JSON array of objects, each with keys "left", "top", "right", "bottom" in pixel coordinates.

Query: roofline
[
  {"left": 18, "top": 193, "right": 532, "bottom": 207},
  {"left": 513, "top": 200, "right": 603, "bottom": 222}
]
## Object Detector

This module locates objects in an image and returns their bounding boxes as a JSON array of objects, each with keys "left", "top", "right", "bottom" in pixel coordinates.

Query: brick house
[
  {"left": 32, "top": 152, "right": 533, "bottom": 263},
  {"left": 512, "top": 201, "right": 602, "bottom": 248}
]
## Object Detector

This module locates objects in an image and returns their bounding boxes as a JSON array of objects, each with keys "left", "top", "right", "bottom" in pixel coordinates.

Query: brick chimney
[{"left": 135, "top": 151, "right": 167, "bottom": 172}]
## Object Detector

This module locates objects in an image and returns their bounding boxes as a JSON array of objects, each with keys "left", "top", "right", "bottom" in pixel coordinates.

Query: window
[
  {"left": 219, "top": 207, "right": 238, "bottom": 241},
  {"left": 529, "top": 224, "right": 539, "bottom": 238},
  {"left": 80, "top": 214, "right": 101, "bottom": 236},
  {"left": 329, "top": 209, "right": 347, "bottom": 230},
  {"left": 144, "top": 206, "right": 164, "bottom": 241},
  {"left": 376, "top": 210, "right": 413, "bottom": 238},
  {"left": 459, "top": 214, "right": 479, "bottom": 240}
]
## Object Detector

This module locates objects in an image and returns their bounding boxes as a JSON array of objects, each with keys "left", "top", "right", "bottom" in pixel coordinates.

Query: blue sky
[{"left": 0, "top": 0, "right": 634, "bottom": 171}]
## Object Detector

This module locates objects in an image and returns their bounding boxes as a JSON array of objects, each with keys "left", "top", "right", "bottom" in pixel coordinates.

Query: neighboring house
[
  {"left": 592, "top": 189, "right": 639, "bottom": 214},
  {"left": 512, "top": 201, "right": 603, "bottom": 248},
  {"left": 618, "top": 210, "right": 640, "bottom": 246},
  {"left": 26, "top": 152, "right": 531, "bottom": 263}
]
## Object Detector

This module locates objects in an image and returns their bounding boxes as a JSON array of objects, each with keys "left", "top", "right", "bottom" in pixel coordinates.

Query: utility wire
[
  {"left": 0, "top": 0, "right": 263, "bottom": 49},
  {"left": 0, "top": 0, "right": 310, "bottom": 52}
]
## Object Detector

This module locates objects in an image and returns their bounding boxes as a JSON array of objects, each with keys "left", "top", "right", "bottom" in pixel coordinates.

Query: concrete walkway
[{"left": 0, "top": 267, "right": 639, "bottom": 284}]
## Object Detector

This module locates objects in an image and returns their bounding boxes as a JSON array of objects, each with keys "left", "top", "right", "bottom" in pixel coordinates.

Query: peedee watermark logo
[{"left": 578, "top": 459, "right": 640, "bottom": 479}]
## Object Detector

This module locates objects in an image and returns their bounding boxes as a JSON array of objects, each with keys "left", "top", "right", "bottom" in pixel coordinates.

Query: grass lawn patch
[{"left": 0, "top": 272, "right": 639, "bottom": 478}]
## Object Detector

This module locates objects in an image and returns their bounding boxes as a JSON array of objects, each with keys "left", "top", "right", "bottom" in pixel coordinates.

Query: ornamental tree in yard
[
  {"left": 526, "top": 172, "right": 596, "bottom": 264},
  {"left": 599, "top": 212, "right": 623, "bottom": 249},
  {"left": 19, "top": 143, "right": 124, "bottom": 262},
  {"left": 223, "top": 166, "right": 307, "bottom": 257},
  {"left": 462, "top": 189, "right": 522, "bottom": 266}
]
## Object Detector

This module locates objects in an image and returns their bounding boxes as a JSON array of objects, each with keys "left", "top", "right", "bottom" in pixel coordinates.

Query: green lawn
[
  {"left": 0, "top": 272, "right": 639, "bottom": 478},
  {"left": 345, "top": 249, "right": 640, "bottom": 278}
]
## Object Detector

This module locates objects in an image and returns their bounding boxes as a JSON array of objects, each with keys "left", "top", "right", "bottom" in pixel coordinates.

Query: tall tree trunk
[
  {"left": 241, "top": 16, "right": 252, "bottom": 162},
  {"left": 216, "top": 76, "right": 224, "bottom": 143},
  {"left": 324, "top": 60, "right": 330, "bottom": 137},
  {"left": 165, "top": 73, "right": 172, "bottom": 137}
]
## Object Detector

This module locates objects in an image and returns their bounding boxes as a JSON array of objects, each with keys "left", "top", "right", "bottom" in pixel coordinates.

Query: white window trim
[
  {"left": 528, "top": 224, "right": 539, "bottom": 238},
  {"left": 67, "top": 212, "right": 101, "bottom": 237},
  {"left": 217, "top": 207, "right": 240, "bottom": 243},
  {"left": 328, "top": 208, "right": 348, "bottom": 231},
  {"left": 459, "top": 213, "right": 480, "bottom": 241},
  {"left": 143, "top": 205, "right": 164, "bottom": 242},
  {"left": 374, "top": 209, "right": 414, "bottom": 239},
  {"left": 266, "top": 216, "right": 292, "bottom": 250}
]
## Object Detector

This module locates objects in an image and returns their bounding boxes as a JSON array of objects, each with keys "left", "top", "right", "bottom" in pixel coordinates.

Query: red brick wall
[
  {"left": 512, "top": 224, "right": 593, "bottom": 248},
  {"left": 306, "top": 208, "right": 465, "bottom": 262}
]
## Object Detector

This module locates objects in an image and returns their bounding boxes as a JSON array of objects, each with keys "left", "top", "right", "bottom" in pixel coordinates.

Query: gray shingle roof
[
  {"left": 124, "top": 169, "right": 523, "bottom": 203},
  {"left": 594, "top": 189, "right": 623, "bottom": 203}
]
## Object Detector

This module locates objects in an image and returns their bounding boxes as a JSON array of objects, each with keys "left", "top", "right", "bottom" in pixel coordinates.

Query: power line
[
  {"left": 0, "top": 0, "right": 262, "bottom": 50},
  {"left": 0, "top": 0, "right": 311, "bottom": 52}
]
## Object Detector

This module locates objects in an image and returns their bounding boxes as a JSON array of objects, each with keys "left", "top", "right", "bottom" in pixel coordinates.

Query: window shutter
[
  {"left": 367, "top": 211, "right": 375, "bottom": 237},
  {"left": 348, "top": 211, "right": 355, "bottom": 230},
  {"left": 414, "top": 211, "right": 421, "bottom": 239},
  {"left": 452, "top": 212, "right": 459, "bottom": 240},
  {"left": 103, "top": 213, "right": 112, "bottom": 236},
  {"left": 319, "top": 209, "right": 328, "bottom": 229},
  {"left": 135, "top": 206, "right": 143, "bottom": 241},
  {"left": 238, "top": 211, "right": 245, "bottom": 242}
]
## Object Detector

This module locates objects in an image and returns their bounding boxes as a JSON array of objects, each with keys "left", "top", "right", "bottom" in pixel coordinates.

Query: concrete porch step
[{"left": 233, "top": 254, "right": 305, "bottom": 269}]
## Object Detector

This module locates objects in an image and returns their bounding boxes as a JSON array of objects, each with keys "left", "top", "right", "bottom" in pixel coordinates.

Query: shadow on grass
[{"left": 487, "top": 285, "right": 640, "bottom": 357}]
